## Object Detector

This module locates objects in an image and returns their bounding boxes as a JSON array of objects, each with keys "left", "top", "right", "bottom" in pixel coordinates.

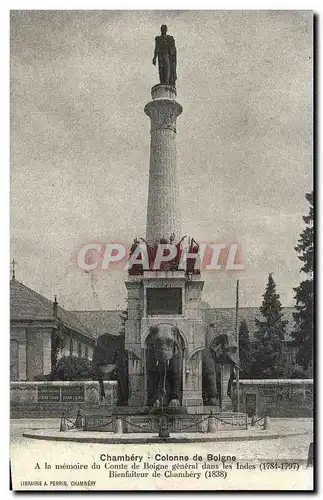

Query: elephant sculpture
[
  {"left": 201, "top": 348, "right": 218, "bottom": 405},
  {"left": 212, "top": 332, "right": 239, "bottom": 366},
  {"left": 92, "top": 326, "right": 238, "bottom": 408},
  {"left": 210, "top": 331, "right": 240, "bottom": 399},
  {"left": 146, "top": 324, "right": 183, "bottom": 408},
  {"left": 146, "top": 324, "right": 227, "bottom": 408},
  {"left": 92, "top": 333, "right": 128, "bottom": 405}
]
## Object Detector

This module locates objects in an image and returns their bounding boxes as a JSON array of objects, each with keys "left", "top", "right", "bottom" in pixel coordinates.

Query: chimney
[{"left": 53, "top": 295, "right": 58, "bottom": 318}]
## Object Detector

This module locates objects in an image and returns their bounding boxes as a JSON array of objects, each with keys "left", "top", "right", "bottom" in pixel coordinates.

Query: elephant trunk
[
  {"left": 162, "top": 360, "right": 170, "bottom": 397},
  {"left": 156, "top": 360, "right": 168, "bottom": 404}
]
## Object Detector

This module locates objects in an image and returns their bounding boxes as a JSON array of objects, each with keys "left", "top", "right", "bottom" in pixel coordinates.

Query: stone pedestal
[
  {"left": 144, "top": 84, "right": 182, "bottom": 244},
  {"left": 125, "top": 278, "right": 145, "bottom": 407},
  {"left": 125, "top": 272, "right": 205, "bottom": 407}
]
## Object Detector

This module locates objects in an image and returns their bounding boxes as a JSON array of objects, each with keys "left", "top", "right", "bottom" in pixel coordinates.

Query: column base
[
  {"left": 182, "top": 398, "right": 204, "bottom": 407},
  {"left": 220, "top": 398, "right": 233, "bottom": 412},
  {"left": 128, "top": 393, "right": 144, "bottom": 407},
  {"left": 219, "top": 363, "right": 233, "bottom": 412}
]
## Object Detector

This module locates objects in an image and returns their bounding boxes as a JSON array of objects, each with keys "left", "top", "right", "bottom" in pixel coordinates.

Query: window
[
  {"left": 69, "top": 338, "right": 73, "bottom": 356},
  {"left": 147, "top": 288, "right": 182, "bottom": 315},
  {"left": 85, "top": 345, "right": 88, "bottom": 359},
  {"left": 78, "top": 342, "right": 82, "bottom": 358}
]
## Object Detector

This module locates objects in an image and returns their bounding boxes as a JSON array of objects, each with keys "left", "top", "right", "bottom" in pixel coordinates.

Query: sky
[{"left": 10, "top": 10, "right": 313, "bottom": 311}]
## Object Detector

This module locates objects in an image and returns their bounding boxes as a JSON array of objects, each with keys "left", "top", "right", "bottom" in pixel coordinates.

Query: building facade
[
  {"left": 10, "top": 279, "right": 96, "bottom": 381},
  {"left": 10, "top": 278, "right": 301, "bottom": 382}
]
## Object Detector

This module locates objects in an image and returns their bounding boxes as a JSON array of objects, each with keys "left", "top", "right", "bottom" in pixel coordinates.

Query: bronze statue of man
[{"left": 152, "top": 25, "right": 177, "bottom": 87}]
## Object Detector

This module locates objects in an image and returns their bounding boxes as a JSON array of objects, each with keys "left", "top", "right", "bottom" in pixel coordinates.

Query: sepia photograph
[{"left": 9, "top": 9, "right": 313, "bottom": 491}]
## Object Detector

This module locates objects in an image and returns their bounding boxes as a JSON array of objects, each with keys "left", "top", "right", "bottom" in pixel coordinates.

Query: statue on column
[{"left": 152, "top": 25, "right": 177, "bottom": 87}]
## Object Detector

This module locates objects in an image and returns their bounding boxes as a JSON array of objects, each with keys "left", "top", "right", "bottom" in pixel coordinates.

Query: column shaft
[
  {"left": 18, "top": 341, "right": 27, "bottom": 381},
  {"left": 144, "top": 85, "right": 182, "bottom": 244}
]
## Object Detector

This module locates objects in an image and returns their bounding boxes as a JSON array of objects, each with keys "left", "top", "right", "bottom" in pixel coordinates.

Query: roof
[
  {"left": 72, "top": 310, "right": 123, "bottom": 338},
  {"left": 11, "top": 279, "right": 295, "bottom": 343},
  {"left": 10, "top": 279, "right": 95, "bottom": 340}
]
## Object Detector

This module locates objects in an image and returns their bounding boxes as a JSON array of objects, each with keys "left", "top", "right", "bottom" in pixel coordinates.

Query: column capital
[{"left": 144, "top": 98, "right": 182, "bottom": 133}]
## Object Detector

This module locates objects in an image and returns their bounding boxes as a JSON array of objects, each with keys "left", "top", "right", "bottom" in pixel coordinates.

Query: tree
[
  {"left": 238, "top": 320, "right": 251, "bottom": 378},
  {"left": 251, "top": 273, "right": 288, "bottom": 378},
  {"left": 292, "top": 191, "right": 314, "bottom": 373},
  {"left": 51, "top": 355, "right": 96, "bottom": 381}
]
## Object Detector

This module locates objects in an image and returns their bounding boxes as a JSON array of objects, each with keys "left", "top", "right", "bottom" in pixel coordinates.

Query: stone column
[
  {"left": 72, "top": 338, "right": 78, "bottom": 356},
  {"left": 144, "top": 84, "right": 182, "bottom": 244},
  {"left": 88, "top": 345, "right": 94, "bottom": 360},
  {"left": 18, "top": 341, "right": 27, "bottom": 381},
  {"left": 64, "top": 337, "right": 70, "bottom": 357},
  {"left": 127, "top": 352, "right": 144, "bottom": 406},
  {"left": 11, "top": 327, "right": 27, "bottom": 380},
  {"left": 10, "top": 340, "right": 19, "bottom": 381},
  {"left": 42, "top": 331, "right": 52, "bottom": 375}
]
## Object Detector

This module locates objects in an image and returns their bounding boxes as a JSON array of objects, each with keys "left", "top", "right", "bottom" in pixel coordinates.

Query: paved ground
[
  {"left": 10, "top": 418, "right": 314, "bottom": 491},
  {"left": 11, "top": 417, "right": 313, "bottom": 459}
]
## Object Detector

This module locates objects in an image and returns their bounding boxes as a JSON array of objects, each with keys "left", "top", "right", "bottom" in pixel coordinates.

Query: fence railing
[{"left": 63, "top": 411, "right": 257, "bottom": 434}]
